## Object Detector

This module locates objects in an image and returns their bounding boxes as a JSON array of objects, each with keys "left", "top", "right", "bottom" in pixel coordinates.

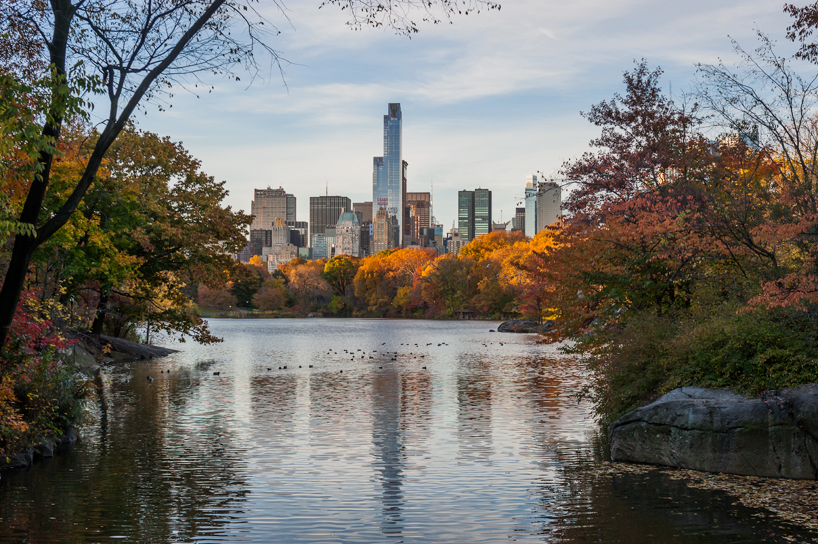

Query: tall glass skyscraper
[
  {"left": 474, "top": 188, "right": 492, "bottom": 238},
  {"left": 373, "top": 103, "right": 404, "bottom": 247}
]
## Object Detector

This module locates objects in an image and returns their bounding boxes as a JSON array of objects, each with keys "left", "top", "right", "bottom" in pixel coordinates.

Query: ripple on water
[{"left": 0, "top": 318, "right": 816, "bottom": 543}]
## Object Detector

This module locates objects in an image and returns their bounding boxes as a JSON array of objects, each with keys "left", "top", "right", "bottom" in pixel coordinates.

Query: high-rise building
[
  {"left": 458, "top": 190, "right": 475, "bottom": 242},
  {"left": 406, "top": 192, "right": 431, "bottom": 244},
  {"left": 353, "top": 202, "right": 373, "bottom": 224},
  {"left": 536, "top": 181, "right": 562, "bottom": 230},
  {"left": 309, "top": 195, "right": 351, "bottom": 248},
  {"left": 373, "top": 207, "right": 396, "bottom": 254},
  {"left": 373, "top": 103, "right": 404, "bottom": 247},
  {"left": 474, "top": 188, "right": 492, "bottom": 238},
  {"left": 514, "top": 207, "right": 526, "bottom": 232},
  {"left": 249, "top": 229, "right": 272, "bottom": 257},
  {"left": 285, "top": 220, "right": 309, "bottom": 248},
  {"left": 448, "top": 228, "right": 466, "bottom": 255},
  {"left": 335, "top": 212, "right": 361, "bottom": 258},
  {"left": 250, "top": 186, "right": 296, "bottom": 230},
  {"left": 525, "top": 175, "right": 538, "bottom": 237}
]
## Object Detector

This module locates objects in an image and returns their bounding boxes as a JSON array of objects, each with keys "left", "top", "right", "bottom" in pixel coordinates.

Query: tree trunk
[{"left": 91, "top": 289, "right": 110, "bottom": 336}]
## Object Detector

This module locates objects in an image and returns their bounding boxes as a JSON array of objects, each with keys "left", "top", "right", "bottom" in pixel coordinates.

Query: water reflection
[
  {"left": 371, "top": 368, "right": 405, "bottom": 537},
  {"left": 0, "top": 319, "right": 816, "bottom": 543}
]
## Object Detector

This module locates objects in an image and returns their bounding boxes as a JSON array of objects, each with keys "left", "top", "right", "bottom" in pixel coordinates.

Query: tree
[
  {"left": 697, "top": 25, "right": 818, "bottom": 309},
  {"left": 287, "top": 266, "right": 332, "bottom": 309},
  {"left": 0, "top": 0, "right": 499, "bottom": 348},
  {"left": 322, "top": 255, "right": 361, "bottom": 296},
  {"left": 252, "top": 279, "right": 287, "bottom": 311}
]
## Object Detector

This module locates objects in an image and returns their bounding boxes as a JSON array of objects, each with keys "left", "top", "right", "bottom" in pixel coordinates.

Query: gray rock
[
  {"left": 609, "top": 385, "right": 818, "bottom": 479},
  {"left": 0, "top": 449, "right": 33, "bottom": 470},
  {"left": 54, "top": 427, "right": 78, "bottom": 455},
  {"left": 33, "top": 439, "right": 55, "bottom": 460},
  {"left": 497, "top": 320, "right": 554, "bottom": 333}
]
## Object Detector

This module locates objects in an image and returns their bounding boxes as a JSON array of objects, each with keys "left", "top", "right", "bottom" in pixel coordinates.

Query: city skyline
[{"left": 130, "top": 1, "right": 790, "bottom": 232}]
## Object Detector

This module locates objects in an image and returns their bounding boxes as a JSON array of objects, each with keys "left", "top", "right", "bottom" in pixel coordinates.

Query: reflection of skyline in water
[
  {"left": 371, "top": 368, "right": 405, "bottom": 537},
  {"left": 0, "top": 319, "right": 816, "bottom": 543}
]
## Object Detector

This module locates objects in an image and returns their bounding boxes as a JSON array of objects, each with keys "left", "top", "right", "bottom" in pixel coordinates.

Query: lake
[{"left": 0, "top": 318, "right": 815, "bottom": 543}]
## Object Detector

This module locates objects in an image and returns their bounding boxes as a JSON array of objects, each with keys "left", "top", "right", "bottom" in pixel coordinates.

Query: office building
[
  {"left": 310, "top": 195, "right": 351, "bottom": 248},
  {"left": 406, "top": 192, "right": 431, "bottom": 244},
  {"left": 458, "top": 190, "right": 475, "bottom": 242},
  {"left": 514, "top": 207, "right": 526, "bottom": 232},
  {"left": 250, "top": 186, "right": 296, "bottom": 230},
  {"left": 373, "top": 103, "right": 405, "bottom": 247},
  {"left": 525, "top": 175, "right": 538, "bottom": 237},
  {"left": 312, "top": 233, "right": 327, "bottom": 260},
  {"left": 249, "top": 229, "right": 272, "bottom": 257},
  {"left": 335, "top": 211, "right": 361, "bottom": 258},
  {"left": 373, "top": 207, "right": 397, "bottom": 254},
  {"left": 285, "top": 220, "right": 308, "bottom": 248},
  {"left": 474, "top": 188, "right": 492, "bottom": 238},
  {"left": 353, "top": 201, "right": 373, "bottom": 224},
  {"left": 448, "top": 228, "right": 467, "bottom": 255},
  {"left": 536, "top": 181, "right": 562, "bottom": 231}
]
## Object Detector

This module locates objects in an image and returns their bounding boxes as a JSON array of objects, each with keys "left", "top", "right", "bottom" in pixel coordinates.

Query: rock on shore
[
  {"left": 0, "top": 427, "right": 78, "bottom": 471},
  {"left": 497, "top": 320, "right": 553, "bottom": 333},
  {"left": 609, "top": 385, "right": 818, "bottom": 480}
]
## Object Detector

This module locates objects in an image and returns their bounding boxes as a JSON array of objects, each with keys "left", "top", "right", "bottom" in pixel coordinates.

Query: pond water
[{"left": 0, "top": 318, "right": 816, "bottom": 543}]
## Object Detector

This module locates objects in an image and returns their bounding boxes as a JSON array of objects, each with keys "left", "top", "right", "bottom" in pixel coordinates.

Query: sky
[{"left": 133, "top": 0, "right": 796, "bottom": 232}]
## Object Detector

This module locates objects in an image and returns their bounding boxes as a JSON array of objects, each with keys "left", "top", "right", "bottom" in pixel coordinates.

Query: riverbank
[
  {"left": 1, "top": 334, "right": 177, "bottom": 474},
  {"left": 589, "top": 461, "right": 818, "bottom": 532}
]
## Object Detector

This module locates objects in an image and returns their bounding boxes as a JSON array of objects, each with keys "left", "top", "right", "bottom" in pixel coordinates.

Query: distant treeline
[{"left": 198, "top": 229, "right": 556, "bottom": 322}]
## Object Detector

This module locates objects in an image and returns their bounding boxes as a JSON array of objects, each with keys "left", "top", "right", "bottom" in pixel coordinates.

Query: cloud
[{"left": 136, "top": 0, "right": 800, "bottom": 231}]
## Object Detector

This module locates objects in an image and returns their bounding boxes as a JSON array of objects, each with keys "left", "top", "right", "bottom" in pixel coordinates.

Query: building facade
[
  {"left": 373, "top": 103, "right": 404, "bottom": 248},
  {"left": 536, "top": 181, "right": 562, "bottom": 231},
  {"left": 406, "top": 192, "right": 431, "bottom": 244},
  {"left": 285, "top": 220, "right": 309, "bottom": 248},
  {"left": 448, "top": 228, "right": 467, "bottom": 255},
  {"left": 458, "top": 190, "right": 475, "bottom": 242},
  {"left": 372, "top": 207, "right": 396, "bottom": 254},
  {"left": 524, "top": 174, "right": 538, "bottom": 237},
  {"left": 309, "top": 195, "right": 351, "bottom": 249},
  {"left": 474, "top": 188, "right": 492, "bottom": 238},
  {"left": 335, "top": 211, "right": 361, "bottom": 258},
  {"left": 353, "top": 201, "right": 373, "bottom": 224},
  {"left": 513, "top": 207, "right": 525, "bottom": 232},
  {"left": 250, "top": 186, "right": 296, "bottom": 230}
]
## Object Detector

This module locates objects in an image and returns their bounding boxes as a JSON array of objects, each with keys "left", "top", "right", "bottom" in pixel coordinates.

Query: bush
[
  {"left": 0, "top": 291, "right": 95, "bottom": 454},
  {"left": 581, "top": 304, "right": 818, "bottom": 425}
]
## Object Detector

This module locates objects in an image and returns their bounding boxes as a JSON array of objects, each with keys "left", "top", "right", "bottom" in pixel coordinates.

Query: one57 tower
[{"left": 373, "top": 103, "right": 405, "bottom": 249}]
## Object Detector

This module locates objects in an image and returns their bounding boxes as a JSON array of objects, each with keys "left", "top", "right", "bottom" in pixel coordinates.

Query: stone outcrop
[
  {"left": 0, "top": 427, "right": 78, "bottom": 471},
  {"left": 609, "top": 385, "right": 818, "bottom": 479},
  {"left": 497, "top": 320, "right": 553, "bottom": 333}
]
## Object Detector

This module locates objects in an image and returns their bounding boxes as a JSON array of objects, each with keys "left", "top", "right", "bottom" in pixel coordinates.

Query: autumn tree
[{"left": 0, "top": 0, "right": 499, "bottom": 348}]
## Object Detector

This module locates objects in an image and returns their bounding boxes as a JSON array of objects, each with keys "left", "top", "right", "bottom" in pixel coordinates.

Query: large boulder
[
  {"left": 609, "top": 385, "right": 818, "bottom": 479},
  {"left": 498, "top": 320, "right": 553, "bottom": 333}
]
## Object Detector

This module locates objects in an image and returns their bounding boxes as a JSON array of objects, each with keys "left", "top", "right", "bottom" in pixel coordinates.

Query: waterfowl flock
[{"left": 144, "top": 334, "right": 510, "bottom": 382}]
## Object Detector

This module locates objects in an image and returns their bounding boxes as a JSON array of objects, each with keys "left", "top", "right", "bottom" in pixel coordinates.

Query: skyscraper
[
  {"left": 250, "top": 186, "right": 296, "bottom": 230},
  {"left": 474, "top": 188, "right": 492, "bottom": 238},
  {"left": 514, "top": 207, "right": 526, "bottom": 232},
  {"left": 524, "top": 175, "right": 538, "bottom": 237},
  {"left": 458, "top": 190, "right": 475, "bottom": 242},
  {"left": 406, "top": 192, "right": 431, "bottom": 244},
  {"left": 373, "top": 103, "right": 404, "bottom": 247},
  {"left": 310, "top": 195, "right": 351, "bottom": 249},
  {"left": 536, "top": 181, "right": 562, "bottom": 230}
]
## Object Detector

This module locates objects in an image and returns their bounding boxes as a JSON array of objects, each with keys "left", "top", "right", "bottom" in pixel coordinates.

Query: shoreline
[{"left": 1, "top": 335, "right": 177, "bottom": 475}]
